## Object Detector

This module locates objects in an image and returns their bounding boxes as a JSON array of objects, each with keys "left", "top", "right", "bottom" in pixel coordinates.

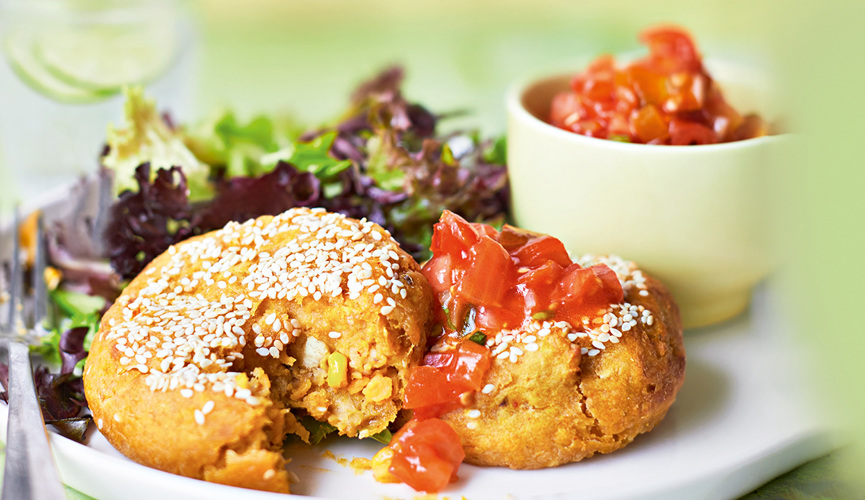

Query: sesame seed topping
[
  {"left": 468, "top": 409, "right": 481, "bottom": 419},
  {"left": 328, "top": 331, "right": 342, "bottom": 339},
  {"left": 102, "top": 208, "right": 452, "bottom": 410},
  {"left": 194, "top": 409, "right": 205, "bottom": 425},
  {"left": 482, "top": 384, "right": 495, "bottom": 394}
]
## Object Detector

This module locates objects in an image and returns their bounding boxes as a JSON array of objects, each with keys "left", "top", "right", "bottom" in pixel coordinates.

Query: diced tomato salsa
[
  {"left": 405, "top": 339, "right": 493, "bottom": 420},
  {"left": 385, "top": 419, "right": 466, "bottom": 493},
  {"left": 373, "top": 339, "right": 487, "bottom": 493},
  {"left": 549, "top": 26, "right": 769, "bottom": 145},
  {"left": 423, "top": 210, "right": 623, "bottom": 334}
]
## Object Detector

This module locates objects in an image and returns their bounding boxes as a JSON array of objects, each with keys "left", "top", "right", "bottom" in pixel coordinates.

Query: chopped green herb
[
  {"left": 370, "top": 428, "right": 393, "bottom": 444},
  {"left": 299, "top": 416, "right": 338, "bottom": 445},
  {"left": 468, "top": 332, "right": 487, "bottom": 345},
  {"left": 609, "top": 134, "right": 631, "bottom": 143},
  {"left": 531, "top": 310, "right": 554, "bottom": 321}
]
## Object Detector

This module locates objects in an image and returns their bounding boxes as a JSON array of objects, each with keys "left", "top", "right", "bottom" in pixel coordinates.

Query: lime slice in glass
[
  {"left": 3, "top": 28, "right": 115, "bottom": 104},
  {"left": 36, "top": 22, "right": 178, "bottom": 92}
]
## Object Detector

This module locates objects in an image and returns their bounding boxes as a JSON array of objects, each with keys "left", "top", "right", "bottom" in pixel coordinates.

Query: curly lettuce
[{"left": 102, "top": 86, "right": 213, "bottom": 201}]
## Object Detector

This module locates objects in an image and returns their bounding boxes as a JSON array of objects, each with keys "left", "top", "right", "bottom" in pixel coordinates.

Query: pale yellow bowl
[{"left": 506, "top": 61, "right": 784, "bottom": 329}]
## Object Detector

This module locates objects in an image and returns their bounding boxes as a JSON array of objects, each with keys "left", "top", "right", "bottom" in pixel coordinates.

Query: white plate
[{"left": 1, "top": 284, "right": 837, "bottom": 500}]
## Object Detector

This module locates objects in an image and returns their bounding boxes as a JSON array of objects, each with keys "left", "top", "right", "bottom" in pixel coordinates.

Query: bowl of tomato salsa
[{"left": 506, "top": 26, "right": 785, "bottom": 328}]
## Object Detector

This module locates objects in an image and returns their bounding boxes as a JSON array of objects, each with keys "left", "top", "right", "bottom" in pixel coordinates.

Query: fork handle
[{"left": 2, "top": 342, "right": 66, "bottom": 500}]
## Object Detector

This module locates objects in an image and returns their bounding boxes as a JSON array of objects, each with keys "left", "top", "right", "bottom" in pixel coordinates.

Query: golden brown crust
[
  {"left": 83, "top": 208, "right": 432, "bottom": 492},
  {"left": 440, "top": 273, "right": 684, "bottom": 469}
]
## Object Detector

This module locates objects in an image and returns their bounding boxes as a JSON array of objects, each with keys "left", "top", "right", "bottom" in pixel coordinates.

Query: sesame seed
[
  {"left": 194, "top": 410, "right": 205, "bottom": 425},
  {"left": 468, "top": 409, "right": 481, "bottom": 418},
  {"left": 482, "top": 384, "right": 495, "bottom": 394},
  {"left": 329, "top": 331, "right": 342, "bottom": 339},
  {"left": 525, "top": 342, "right": 539, "bottom": 352},
  {"left": 97, "top": 418, "right": 104, "bottom": 429},
  {"left": 202, "top": 401, "right": 215, "bottom": 414},
  {"left": 467, "top": 421, "right": 478, "bottom": 430},
  {"left": 104, "top": 208, "right": 420, "bottom": 407}
]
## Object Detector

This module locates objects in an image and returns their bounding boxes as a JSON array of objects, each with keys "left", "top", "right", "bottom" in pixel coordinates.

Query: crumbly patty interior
[{"left": 84, "top": 208, "right": 431, "bottom": 492}]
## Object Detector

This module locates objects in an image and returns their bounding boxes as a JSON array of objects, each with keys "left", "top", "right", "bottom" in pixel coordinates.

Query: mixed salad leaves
[{"left": 1, "top": 67, "right": 510, "bottom": 444}]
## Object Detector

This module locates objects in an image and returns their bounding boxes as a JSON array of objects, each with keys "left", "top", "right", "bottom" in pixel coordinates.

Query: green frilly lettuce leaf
[{"left": 102, "top": 86, "right": 213, "bottom": 201}]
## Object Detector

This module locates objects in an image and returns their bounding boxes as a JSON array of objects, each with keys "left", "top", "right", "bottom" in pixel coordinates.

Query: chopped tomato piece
[
  {"left": 474, "top": 303, "right": 524, "bottom": 332},
  {"left": 422, "top": 254, "right": 454, "bottom": 297},
  {"left": 387, "top": 419, "right": 466, "bottom": 493},
  {"left": 632, "top": 104, "right": 669, "bottom": 143},
  {"left": 516, "top": 260, "right": 565, "bottom": 314},
  {"left": 449, "top": 339, "right": 492, "bottom": 390},
  {"left": 628, "top": 66, "right": 670, "bottom": 106},
  {"left": 404, "top": 366, "right": 463, "bottom": 409},
  {"left": 549, "top": 92, "right": 580, "bottom": 132},
  {"left": 455, "top": 235, "right": 512, "bottom": 307},
  {"left": 498, "top": 224, "right": 538, "bottom": 251},
  {"left": 730, "top": 114, "right": 768, "bottom": 141},
  {"left": 553, "top": 264, "right": 624, "bottom": 320},
  {"left": 669, "top": 118, "right": 717, "bottom": 145},
  {"left": 405, "top": 340, "right": 492, "bottom": 416},
  {"left": 511, "top": 235, "right": 572, "bottom": 269},
  {"left": 639, "top": 26, "right": 701, "bottom": 71},
  {"left": 430, "top": 210, "right": 481, "bottom": 259}
]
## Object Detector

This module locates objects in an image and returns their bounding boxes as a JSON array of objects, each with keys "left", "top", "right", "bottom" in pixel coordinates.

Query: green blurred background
[{"left": 2, "top": 0, "right": 864, "bottom": 495}]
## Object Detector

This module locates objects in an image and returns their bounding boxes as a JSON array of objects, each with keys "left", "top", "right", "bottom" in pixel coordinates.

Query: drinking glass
[{"left": 0, "top": 0, "right": 197, "bottom": 208}]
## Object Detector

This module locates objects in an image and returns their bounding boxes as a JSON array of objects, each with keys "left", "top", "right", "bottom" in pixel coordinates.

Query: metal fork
[{"left": 1, "top": 209, "right": 66, "bottom": 500}]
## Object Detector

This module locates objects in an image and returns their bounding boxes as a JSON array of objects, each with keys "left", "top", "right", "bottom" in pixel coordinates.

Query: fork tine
[
  {"left": 31, "top": 212, "right": 47, "bottom": 330},
  {"left": 5, "top": 205, "right": 21, "bottom": 334}
]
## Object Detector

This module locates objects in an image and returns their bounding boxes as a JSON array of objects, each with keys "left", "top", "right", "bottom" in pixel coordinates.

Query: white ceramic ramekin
[{"left": 506, "top": 61, "right": 783, "bottom": 328}]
